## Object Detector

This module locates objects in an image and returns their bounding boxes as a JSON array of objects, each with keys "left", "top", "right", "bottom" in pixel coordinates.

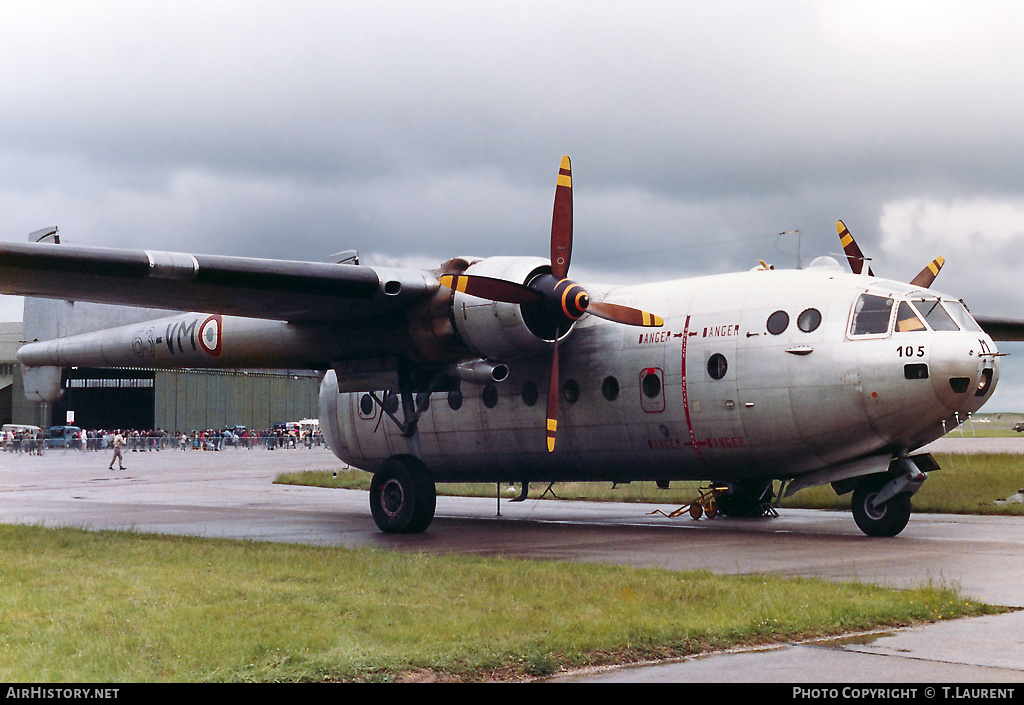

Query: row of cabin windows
[
  {"left": 356, "top": 303, "right": 836, "bottom": 418},
  {"left": 358, "top": 303, "right": 838, "bottom": 417},
  {"left": 358, "top": 371, "right": 666, "bottom": 416},
  {"left": 766, "top": 307, "right": 822, "bottom": 335}
]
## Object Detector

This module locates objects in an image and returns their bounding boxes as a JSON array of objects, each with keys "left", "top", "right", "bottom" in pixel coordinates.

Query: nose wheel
[{"left": 851, "top": 475, "right": 912, "bottom": 537}]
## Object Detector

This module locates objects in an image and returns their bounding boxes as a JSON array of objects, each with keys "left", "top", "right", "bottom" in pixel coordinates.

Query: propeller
[
  {"left": 440, "top": 156, "right": 664, "bottom": 452},
  {"left": 909, "top": 256, "right": 945, "bottom": 289},
  {"left": 836, "top": 219, "right": 874, "bottom": 276},
  {"left": 835, "top": 220, "right": 944, "bottom": 288}
]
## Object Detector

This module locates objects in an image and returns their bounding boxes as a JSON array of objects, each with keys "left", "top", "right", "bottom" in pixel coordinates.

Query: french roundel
[{"left": 198, "top": 314, "right": 223, "bottom": 357}]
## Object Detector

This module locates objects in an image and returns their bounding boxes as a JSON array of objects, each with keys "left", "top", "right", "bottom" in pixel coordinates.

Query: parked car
[
  {"left": 46, "top": 425, "right": 83, "bottom": 449},
  {"left": 1013, "top": 422, "right": 1024, "bottom": 433}
]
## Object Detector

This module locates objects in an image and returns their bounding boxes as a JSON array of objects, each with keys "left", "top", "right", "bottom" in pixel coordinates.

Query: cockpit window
[
  {"left": 911, "top": 299, "right": 959, "bottom": 331},
  {"left": 943, "top": 301, "right": 984, "bottom": 333},
  {"left": 895, "top": 301, "right": 926, "bottom": 333},
  {"left": 850, "top": 294, "right": 894, "bottom": 336}
]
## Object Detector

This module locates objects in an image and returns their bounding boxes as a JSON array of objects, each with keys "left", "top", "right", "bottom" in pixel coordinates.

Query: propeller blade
[
  {"left": 439, "top": 274, "right": 543, "bottom": 304},
  {"left": 836, "top": 220, "right": 874, "bottom": 276},
  {"left": 546, "top": 341, "right": 559, "bottom": 452},
  {"left": 909, "top": 256, "right": 945, "bottom": 288},
  {"left": 550, "top": 155, "right": 573, "bottom": 279},
  {"left": 588, "top": 301, "right": 665, "bottom": 327}
]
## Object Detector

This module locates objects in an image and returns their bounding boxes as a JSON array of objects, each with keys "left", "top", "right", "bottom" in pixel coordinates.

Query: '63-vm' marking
[{"left": 132, "top": 314, "right": 223, "bottom": 359}]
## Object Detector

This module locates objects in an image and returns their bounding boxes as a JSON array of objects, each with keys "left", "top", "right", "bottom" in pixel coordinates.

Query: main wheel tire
[
  {"left": 369, "top": 457, "right": 436, "bottom": 534},
  {"left": 851, "top": 476, "right": 912, "bottom": 537}
]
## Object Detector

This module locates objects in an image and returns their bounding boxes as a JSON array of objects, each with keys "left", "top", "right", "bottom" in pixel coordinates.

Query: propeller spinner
[{"left": 441, "top": 156, "right": 664, "bottom": 452}]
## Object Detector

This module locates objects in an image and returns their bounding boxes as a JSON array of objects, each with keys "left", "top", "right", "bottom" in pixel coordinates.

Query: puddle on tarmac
[{"left": 808, "top": 632, "right": 895, "bottom": 649}]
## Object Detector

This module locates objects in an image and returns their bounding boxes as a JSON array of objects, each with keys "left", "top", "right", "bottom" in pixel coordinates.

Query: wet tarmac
[{"left": 0, "top": 439, "right": 1022, "bottom": 684}]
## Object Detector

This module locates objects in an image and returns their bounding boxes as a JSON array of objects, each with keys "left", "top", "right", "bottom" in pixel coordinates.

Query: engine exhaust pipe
[{"left": 446, "top": 359, "right": 509, "bottom": 385}]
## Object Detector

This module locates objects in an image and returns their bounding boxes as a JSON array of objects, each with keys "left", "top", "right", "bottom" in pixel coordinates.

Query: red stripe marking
[{"left": 680, "top": 315, "right": 710, "bottom": 468}]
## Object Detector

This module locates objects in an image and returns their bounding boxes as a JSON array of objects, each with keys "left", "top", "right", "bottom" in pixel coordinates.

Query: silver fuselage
[{"left": 321, "top": 263, "right": 997, "bottom": 485}]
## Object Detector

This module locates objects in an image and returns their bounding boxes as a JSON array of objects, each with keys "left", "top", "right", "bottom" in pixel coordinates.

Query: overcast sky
[{"left": 2, "top": 1, "right": 1024, "bottom": 411}]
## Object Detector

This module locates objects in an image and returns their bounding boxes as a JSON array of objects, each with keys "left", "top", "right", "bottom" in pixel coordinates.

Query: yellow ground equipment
[{"left": 648, "top": 485, "right": 731, "bottom": 520}]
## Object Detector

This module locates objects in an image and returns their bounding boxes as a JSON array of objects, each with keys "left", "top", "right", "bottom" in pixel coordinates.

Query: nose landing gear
[{"left": 851, "top": 474, "right": 916, "bottom": 537}]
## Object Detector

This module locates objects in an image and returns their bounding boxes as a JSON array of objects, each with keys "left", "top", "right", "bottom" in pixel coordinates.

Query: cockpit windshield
[
  {"left": 895, "top": 301, "right": 925, "bottom": 333},
  {"left": 852, "top": 293, "right": 983, "bottom": 336},
  {"left": 911, "top": 299, "right": 959, "bottom": 331},
  {"left": 943, "top": 300, "right": 984, "bottom": 333}
]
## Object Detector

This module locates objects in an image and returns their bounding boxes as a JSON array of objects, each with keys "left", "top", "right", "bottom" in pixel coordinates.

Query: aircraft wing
[
  {"left": 0, "top": 240, "right": 437, "bottom": 322},
  {"left": 976, "top": 316, "right": 1024, "bottom": 342}
]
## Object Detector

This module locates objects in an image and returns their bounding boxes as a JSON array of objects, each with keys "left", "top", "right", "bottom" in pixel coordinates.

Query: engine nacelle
[{"left": 450, "top": 256, "right": 568, "bottom": 360}]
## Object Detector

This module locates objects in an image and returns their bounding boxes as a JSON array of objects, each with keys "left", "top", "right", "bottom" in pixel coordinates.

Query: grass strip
[
  {"left": 277, "top": 452, "right": 1024, "bottom": 515},
  {"left": 0, "top": 524, "right": 1003, "bottom": 682},
  {"left": 778, "top": 453, "right": 1024, "bottom": 515}
]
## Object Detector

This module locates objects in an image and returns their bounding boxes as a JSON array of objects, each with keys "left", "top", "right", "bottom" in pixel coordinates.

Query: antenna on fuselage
[{"left": 778, "top": 229, "right": 802, "bottom": 269}]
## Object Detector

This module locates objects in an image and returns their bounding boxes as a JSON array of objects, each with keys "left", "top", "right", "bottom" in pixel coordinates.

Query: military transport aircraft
[{"left": 0, "top": 156, "right": 1021, "bottom": 537}]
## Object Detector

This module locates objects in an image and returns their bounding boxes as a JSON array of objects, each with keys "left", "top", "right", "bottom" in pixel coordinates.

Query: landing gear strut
[{"left": 715, "top": 480, "right": 776, "bottom": 518}]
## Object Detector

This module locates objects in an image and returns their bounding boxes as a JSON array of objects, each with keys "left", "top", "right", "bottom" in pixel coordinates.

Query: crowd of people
[{"left": 2, "top": 426, "right": 325, "bottom": 453}]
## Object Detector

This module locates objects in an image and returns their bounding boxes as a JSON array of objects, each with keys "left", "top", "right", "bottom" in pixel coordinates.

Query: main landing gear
[
  {"left": 366, "top": 359, "right": 441, "bottom": 534},
  {"left": 714, "top": 480, "right": 777, "bottom": 518},
  {"left": 369, "top": 456, "right": 436, "bottom": 534},
  {"left": 649, "top": 480, "right": 779, "bottom": 521}
]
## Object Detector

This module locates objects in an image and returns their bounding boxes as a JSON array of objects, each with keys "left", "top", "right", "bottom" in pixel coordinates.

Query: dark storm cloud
[{"left": 1, "top": 1, "right": 1024, "bottom": 406}]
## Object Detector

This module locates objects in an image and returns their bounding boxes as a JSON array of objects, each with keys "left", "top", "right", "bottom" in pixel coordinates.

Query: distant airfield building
[{"left": 0, "top": 322, "right": 320, "bottom": 432}]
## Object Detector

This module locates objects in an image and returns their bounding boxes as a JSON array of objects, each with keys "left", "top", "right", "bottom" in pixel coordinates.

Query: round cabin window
[
  {"left": 359, "top": 394, "right": 374, "bottom": 416},
  {"left": 521, "top": 382, "right": 539, "bottom": 406},
  {"left": 767, "top": 310, "right": 789, "bottom": 335},
  {"left": 482, "top": 385, "right": 499, "bottom": 408},
  {"left": 641, "top": 371, "right": 661, "bottom": 398},
  {"left": 798, "top": 308, "right": 822, "bottom": 333},
  {"left": 447, "top": 389, "right": 463, "bottom": 410},
  {"left": 707, "top": 353, "right": 728, "bottom": 380},
  {"left": 563, "top": 379, "right": 580, "bottom": 403},
  {"left": 602, "top": 376, "right": 620, "bottom": 401}
]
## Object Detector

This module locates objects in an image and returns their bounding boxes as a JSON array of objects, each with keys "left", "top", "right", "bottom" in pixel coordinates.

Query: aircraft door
[
  {"left": 681, "top": 316, "right": 745, "bottom": 460},
  {"left": 639, "top": 367, "right": 665, "bottom": 413}
]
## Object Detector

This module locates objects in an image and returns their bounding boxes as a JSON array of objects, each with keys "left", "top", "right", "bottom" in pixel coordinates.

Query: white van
[{"left": 3, "top": 424, "right": 41, "bottom": 435}]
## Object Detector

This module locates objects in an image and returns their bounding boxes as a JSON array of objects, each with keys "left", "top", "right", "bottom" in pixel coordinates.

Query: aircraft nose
[{"left": 929, "top": 333, "right": 998, "bottom": 412}]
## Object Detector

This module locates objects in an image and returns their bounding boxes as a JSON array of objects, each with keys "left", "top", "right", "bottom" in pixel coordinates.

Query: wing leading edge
[
  {"left": 0, "top": 240, "right": 437, "bottom": 322},
  {"left": 975, "top": 316, "right": 1024, "bottom": 342}
]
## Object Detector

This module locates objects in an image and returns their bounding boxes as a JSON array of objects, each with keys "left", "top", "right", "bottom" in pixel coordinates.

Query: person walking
[{"left": 108, "top": 431, "right": 126, "bottom": 471}]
